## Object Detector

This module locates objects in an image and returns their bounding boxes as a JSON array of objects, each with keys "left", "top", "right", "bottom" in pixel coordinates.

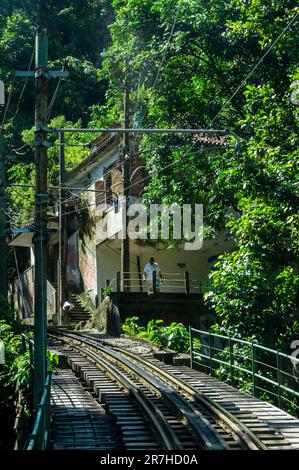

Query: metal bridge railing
[
  {"left": 112, "top": 271, "right": 213, "bottom": 294},
  {"left": 189, "top": 328, "right": 299, "bottom": 415},
  {"left": 26, "top": 370, "right": 51, "bottom": 450},
  {"left": 21, "top": 333, "right": 51, "bottom": 450}
]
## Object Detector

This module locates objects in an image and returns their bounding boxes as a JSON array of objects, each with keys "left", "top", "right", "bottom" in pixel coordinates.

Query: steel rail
[
  {"left": 112, "top": 347, "right": 268, "bottom": 451},
  {"left": 52, "top": 329, "right": 267, "bottom": 450},
  {"left": 71, "top": 342, "right": 183, "bottom": 450},
  {"left": 49, "top": 329, "right": 228, "bottom": 450}
]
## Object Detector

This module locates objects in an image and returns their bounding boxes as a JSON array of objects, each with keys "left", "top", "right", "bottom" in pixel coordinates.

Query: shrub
[{"left": 121, "top": 317, "right": 194, "bottom": 353}]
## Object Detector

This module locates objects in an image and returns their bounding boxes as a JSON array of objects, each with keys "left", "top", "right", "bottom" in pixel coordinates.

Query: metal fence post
[
  {"left": 46, "top": 373, "right": 51, "bottom": 449},
  {"left": 184, "top": 271, "right": 190, "bottom": 294},
  {"left": 229, "top": 336, "right": 235, "bottom": 386},
  {"left": 36, "top": 405, "right": 43, "bottom": 450},
  {"left": 252, "top": 342, "right": 257, "bottom": 397},
  {"left": 277, "top": 351, "right": 282, "bottom": 409},
  {"left": 29, "top": 340, "right": 33, "bottom": 365},
  {"left": 189, "top": 326, "right": 193, "bottom": 369},
  {"left": 153, "top": 270, "right": 157, "bottom": 294},
  {"left": 116, "top": 271, "right": 121, "bottom": 292},
  {"left": 28, "top": 340, "right": 34, "bottom": 388},
  {"left": 208, "top": 331, "right": 213, "bottom": 375},
  {"left": 21, "top": 334, "right": 26, "bottom": 353}
]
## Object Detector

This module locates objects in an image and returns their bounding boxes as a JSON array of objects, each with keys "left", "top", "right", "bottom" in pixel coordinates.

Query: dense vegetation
[
  {"left": 0, "top": 302, "right": 58, "bottom": 448},
  {"left": 0, "top": 304, "right": 32, "bottom": 448},
  {"left": 1, "top": 1, "right": 298, "bottom": 352},
  {"left": 122, "top": 316, "right": 191, "bottom": 352}
]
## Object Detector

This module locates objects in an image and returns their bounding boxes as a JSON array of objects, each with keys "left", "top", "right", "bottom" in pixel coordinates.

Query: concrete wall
[
  {"left": 66, "top": 233, "right": 81, "bottom": 290},
  {"left": 11, "top": 266, "right": 57, "bottom": 321}
]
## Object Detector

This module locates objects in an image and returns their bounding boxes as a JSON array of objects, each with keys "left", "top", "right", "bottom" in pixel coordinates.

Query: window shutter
[
  {"left": 130, "top": 156, "right": 146, "bottom": 197},
  {"left": 111, "top": 169, "right": 123, "bottom": 196},
  {"left": 95, "top": 180, "right": 106, "bottom": 208}
]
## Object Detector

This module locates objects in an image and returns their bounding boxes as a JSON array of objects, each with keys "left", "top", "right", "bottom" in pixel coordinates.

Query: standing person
[
  {"left": 143, "top": 256, "right": 163, "bottom": 294},
  {"left": 62, "top": 300, "right": 74, "bottom": 324}
]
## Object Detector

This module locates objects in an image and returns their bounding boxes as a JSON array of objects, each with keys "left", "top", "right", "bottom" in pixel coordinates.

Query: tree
[{"left": 95, "top": 0, "right": 299, "bottom": 349}]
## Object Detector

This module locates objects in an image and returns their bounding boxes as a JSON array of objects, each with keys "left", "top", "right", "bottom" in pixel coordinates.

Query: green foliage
[
  {"left": 121, "top": 316, "right": 193, "bottom": 353},
  {"left": 47, "top": 350, "right": 59, "bottom": 372},
  {"left": 121, "top": 316, "right": 141, "bottom": 337},
  {"left": 0, "top": 311, "right": 31, "bottom": 414},
  {"left": 0, "top": 305, "right": 58, "bottom": 416},
  {"left": 75, "top": 291, "right": 100, "bottom": 319},
  {"left": 2, "top": 1, "right": 299, "bottom": 352},
  {"left": 103, "top": 286, "right": 113, "bottom": 296},
  {"left": 7, "top": 115, "right": 92, "bottom": 228},
  {"left": 99, "top": 2, "right": 299, "bottom": 351},
  {"left": 204, "top": 82, "right": 299, "bottom": 350}
]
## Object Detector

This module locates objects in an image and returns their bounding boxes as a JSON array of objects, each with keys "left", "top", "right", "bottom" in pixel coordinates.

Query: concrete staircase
[
  {"left": 48, "top": 283, "right": 90, "bottom": 325},
  {"left": 69, "top": 294, "right": 91, "bottom": 323}
]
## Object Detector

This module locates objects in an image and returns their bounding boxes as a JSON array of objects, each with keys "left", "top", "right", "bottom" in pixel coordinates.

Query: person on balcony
[{"left": 143, "top": 256, "right": 163, "bottom": 294}]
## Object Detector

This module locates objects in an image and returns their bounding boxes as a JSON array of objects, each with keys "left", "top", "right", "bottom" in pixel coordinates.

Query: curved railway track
[{"left": 48, "top": 328, "right": 274, "bottom": 450}]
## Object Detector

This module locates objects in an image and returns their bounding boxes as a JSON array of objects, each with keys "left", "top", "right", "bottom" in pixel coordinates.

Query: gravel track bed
[{"left": 77, "top": 330, "right": 161, "bottom": 356}]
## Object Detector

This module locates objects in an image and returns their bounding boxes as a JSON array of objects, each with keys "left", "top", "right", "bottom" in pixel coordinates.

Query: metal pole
[
  {"left": 277, "top": 351, "right": 282, "bottom": 409},
  {"left": 137, "top": 255, "right": 143, "bottom": 292},
  {"left": 33, "top": 3, "right": 49, "bottom": 408},
  {"left": 184, "top": 271, "right": 190, "bottom": 294},
  {"left": 0, "top": 134, "right": 7, "bottom": 305},
  {"left": 121, "top": 86, "right": 130, "bottom": 291},
  {"left": 252, "top": 342, "right": 257, "bottom": 397},
  {"left": 116, "top": 271, "right": 121, "bottom": 292},
  {"left": 152, "top": 270, "right": 157, "bottom": 295},
  {"left": 229, "top": 336, "right": 235, "bottom": 386},
  {"left": 58, "top": 131, "right": 66, "bottom": 325},
  {"left": 189, "top": 326, "right": 193, "bottom": 369},
  {"left": 208, "top": 331, "right": 213, "bottom": 375}
]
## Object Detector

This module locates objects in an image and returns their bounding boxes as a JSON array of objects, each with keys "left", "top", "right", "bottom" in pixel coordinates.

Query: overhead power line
[
  {"left": 208, "top": 10, "right": 299, "bottom": 127},
  {"left": 20, "top": 0, "right": 39, "bottom": 28},
  {"left": 0, "top": 45, "right": 35, "bottom": 135},
  {"left": 152, "top": 2, "right": 182, "bottom": 90},
  {"left": 11, "top": 46, "right": 35, "bottom": 123}
]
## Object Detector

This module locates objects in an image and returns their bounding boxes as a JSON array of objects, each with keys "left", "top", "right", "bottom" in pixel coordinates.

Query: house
[{"left": 9, "top": 129, "right": 234, "bottom": 327}]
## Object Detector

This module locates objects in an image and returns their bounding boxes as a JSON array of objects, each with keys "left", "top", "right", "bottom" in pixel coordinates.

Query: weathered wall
[
  {"left": 66, "top": 232, "right": 81, "bottom": 290},
  {"left": 11, "top": 266, "right": 57, "bottom": 321}
]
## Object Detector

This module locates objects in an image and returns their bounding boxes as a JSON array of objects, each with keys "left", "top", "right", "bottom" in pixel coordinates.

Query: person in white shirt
[
  {"left": 62, "top": 300, "right": 74, "bottom": 324},
  {"left": 143, "top": 256, "right": 163, "bottom": 294}
]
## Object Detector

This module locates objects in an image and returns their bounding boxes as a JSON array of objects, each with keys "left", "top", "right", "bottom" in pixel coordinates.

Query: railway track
[{"left": 48, "top": 328, "right": 287, "bottom": 451}]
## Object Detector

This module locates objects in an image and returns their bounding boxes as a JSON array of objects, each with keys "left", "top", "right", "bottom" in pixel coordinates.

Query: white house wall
[
  {"left": 96, "top": 232, "right": 234, "bottom": 295},
  {"left": 66, "top": 143, "right": 234, "bottom": 300}
]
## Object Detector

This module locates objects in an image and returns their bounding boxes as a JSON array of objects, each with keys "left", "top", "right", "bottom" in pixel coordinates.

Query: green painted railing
[
  {"left": 26, "top": 370, "right": 51, "bottom": 450},
  {"left": 189, "top": 328, "right": 299, "bottom": 415},
  {"left": 21, "top": 333, "right": 51, "bottom": 450}
]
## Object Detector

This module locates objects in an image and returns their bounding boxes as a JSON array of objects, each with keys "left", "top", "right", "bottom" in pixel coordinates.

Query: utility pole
[
  {"left": 58, "top": 131, "right": 67, "bottom": 325},
  {"left": 33, "top": 0, "right": 49, "bottom": 407},
  {"left": 121, "top": 85, "right": 130, "bottom": 291},
  {"left": 14, "top": 0, "right": 69, "bottom": 407},
  {"left": 0, "top": 133, "right": 7, "bottom": 305}
]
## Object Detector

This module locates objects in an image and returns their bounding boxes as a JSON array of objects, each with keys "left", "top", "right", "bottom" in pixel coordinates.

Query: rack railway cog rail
[{"left": 48, "top": 328, "right": 272, "bottom": 450}]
